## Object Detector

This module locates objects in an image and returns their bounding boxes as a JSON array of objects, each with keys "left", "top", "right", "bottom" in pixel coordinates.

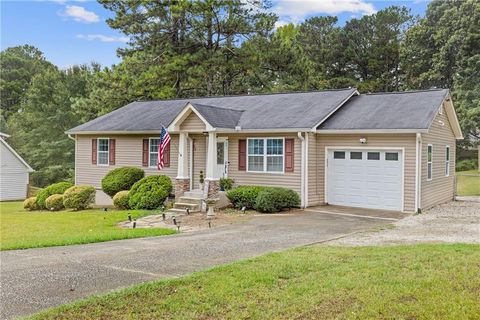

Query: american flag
[{"left": 157, "top": 126, "right": 171, "bottom": 170}]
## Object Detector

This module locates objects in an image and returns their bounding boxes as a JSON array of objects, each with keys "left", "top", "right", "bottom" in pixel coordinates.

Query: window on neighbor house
[
  {"left": 97, "top": 138, "right": 109, "bottom": 165},
  {"left": 427, "top": 144, "right": 433, "bottom": 180},
  {"left": 247, "top": 138, "right": 284, "bottom": 173}
]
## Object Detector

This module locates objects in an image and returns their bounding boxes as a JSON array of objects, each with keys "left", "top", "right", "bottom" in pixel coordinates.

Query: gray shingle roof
[
  {"left": 318, "top": 89, "right": 449, "bottom": 130},
  {"left": 67, "top": 88, "right": 356, "bottom": 133}
]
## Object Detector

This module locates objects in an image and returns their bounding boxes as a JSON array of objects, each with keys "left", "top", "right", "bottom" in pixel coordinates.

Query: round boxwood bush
[
  {"left": 36, "top": 181, "right": 73, "bottom": 209},
  {"left": 226, "top": 186, "right": 264, "bottom": 209},
  {"left": 101, "top": 167, "right": 145, "bottom": 198},
  {"left": 63, "top": 185, "right": 96, "bottom": 210},
  {"left": 23, "top": 197, "right": 39, "bottom": 211},
  {"left": 128, "top": 175, "right": 172, "bottom": 210},
  {"left": 45, "top": 194, "right": 64, "bottom": 211},
  {"left": 254, "top": 187, "right": 300, "bottom": 213},
  {"left": 113, "top": 190, "right": 130, "bottom": 209}
]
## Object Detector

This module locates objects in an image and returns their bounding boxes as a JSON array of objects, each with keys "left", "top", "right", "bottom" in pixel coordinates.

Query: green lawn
[
  {"left": 0, "top": 201, "right": 175, "bottom": 250},
  {"left": 29, "top": 244, "right": 480, "bottom": 320},
  {"left": 457, "top": 170, "right": 480, "bottom": 196}
]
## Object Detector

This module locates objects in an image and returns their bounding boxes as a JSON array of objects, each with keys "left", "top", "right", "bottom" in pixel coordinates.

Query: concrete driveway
[{"left": 0, "top": 207, "right": 406, "bottom": 319}]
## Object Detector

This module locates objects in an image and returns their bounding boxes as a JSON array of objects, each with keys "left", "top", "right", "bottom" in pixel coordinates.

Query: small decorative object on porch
[
  {"left": 199, "top": 170, "right": 205, "bottom": 190},
  {"left": 205, "top": 198, "right": 219, "bottom": 219}
]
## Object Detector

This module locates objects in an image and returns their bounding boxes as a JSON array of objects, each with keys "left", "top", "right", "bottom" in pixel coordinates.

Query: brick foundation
[
  {"left": 175, "top": 178, "right": 190, "bottom": 198},
  {"left": 205, "top": 179, "right": 220, "bottom": 199}
]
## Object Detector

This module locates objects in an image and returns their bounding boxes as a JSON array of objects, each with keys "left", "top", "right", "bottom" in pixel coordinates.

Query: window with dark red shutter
[
  {"left": 91, "top": 139, "right": 97, "bottom": 165},
  {"left": 109, "top": 139, "right": 116, "bottom": 165},
  {"left": 285, "top": 138, "right": 294, "bottom": 172},
  {"left": 238, "top": 139, "right": 246, "bottom": 171},
  {"left": 142, "top": 139, "right": 149, "bottom": 167}
]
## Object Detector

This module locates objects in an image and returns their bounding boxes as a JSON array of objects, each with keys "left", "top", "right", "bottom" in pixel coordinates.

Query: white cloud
[
  {"left": 61, "top": 5, "right": 99, "bottom": 23},
  {"left": 272, "top": 0, "right": 376, "bottom": 24},
  {"left": 77, "top": 34, "right": 130, "bottom": 43}
]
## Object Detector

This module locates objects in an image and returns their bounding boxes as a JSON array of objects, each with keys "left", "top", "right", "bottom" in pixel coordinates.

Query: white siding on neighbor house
[
  {"left": 420, "top": 103, "right": 456, "bottom": 209},
  {"left": 314, "top": 134, "right": 417, "bottom": 212},
  {"left": 76, "top": 134, "right": 179, "bottom": 205},
  {"left": 225, "top": 133, "right": 302, "bottom": 196},
  {"left": 0, "top": 141, "right": 30, "bottom": 201}
]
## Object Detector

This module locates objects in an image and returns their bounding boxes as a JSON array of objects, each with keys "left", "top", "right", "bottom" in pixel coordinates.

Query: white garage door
[{"left": 327, "top": 149, "right": 403, "bottom": 211}]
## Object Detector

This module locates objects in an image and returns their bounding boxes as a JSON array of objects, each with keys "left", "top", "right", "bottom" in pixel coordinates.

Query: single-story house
[
  {"left": 67, "top": 88, "right": 463, "bottom": 213},
  {"left": 0, "top": 133, "right": 34, "bottom": 201}
]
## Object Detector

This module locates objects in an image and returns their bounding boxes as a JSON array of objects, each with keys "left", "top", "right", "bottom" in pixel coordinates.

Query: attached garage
[{"left": 326, "top": 148, "right": 403, "bottom": 211}]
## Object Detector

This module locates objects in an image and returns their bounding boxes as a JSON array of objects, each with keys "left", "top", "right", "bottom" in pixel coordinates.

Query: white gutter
[
  {"left": 304, "top": 132, "right": 309, "bottom": 207},
  {"left": 297, "top": 132, "right": 306, "bottom": 208},
  {"left": 416, "top": 133, "right": 423, "bottom": 212}
]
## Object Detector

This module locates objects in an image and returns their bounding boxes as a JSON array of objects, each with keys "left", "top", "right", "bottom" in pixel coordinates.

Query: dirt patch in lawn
[
  {"left": 118, "top": 209, "right": 254, "bottom": 233},
  {"left": 329, "top": 201, "right": 480, "bottom": 246}
]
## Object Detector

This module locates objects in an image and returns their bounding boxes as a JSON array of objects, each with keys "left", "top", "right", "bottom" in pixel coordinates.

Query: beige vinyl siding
[
  {"left": 421, "top": 103, "right": 456, "bottom": 209},
  {"left": 316, "top": 134, "right": 417, "bottom": 212},
  {"left": 190, "top": 134, "right": 207, "bottom": 189},
  {"left": 75, "top": 134, "right": 179, "bottom": 205},
  {"left": 226, "top": 133, "right": 302, "bottom": 196},
  {"left": 307, "top": 133, "right": 321, "bottom": 206},
  {"left": 180, "top": 112, "right": 206, "bottom": 131}
]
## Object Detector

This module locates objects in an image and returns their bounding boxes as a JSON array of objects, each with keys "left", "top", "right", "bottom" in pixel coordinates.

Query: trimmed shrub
[
  {"left": 128, "top": 175, "right": 173, "bottom": 210},
  {"left": 45, "top": 194, "right": 64, "bottom": 211},
  {"left": 63, "top": 186, "right": 96, "bottom": 210},
  {"left": 226, "top": 186, "right": 264, "bottom": 209},
  {"left": 219, "top": 177, "right": 234, "bottom": 191},
  {"left": 456, "top": 159, "right": 478, "bottom": 172},
  {"left": 36, "top": 181, "right": 73, "bottom": 209},
  {"left": 254, "top": 187, "right": 300, "bottom": 213},
  {"left": 23, "top": 197, "right": 39, "bottom": 211},
  {"left": 101, "top": 167, "right": 145, "bottom": 198},
  {"left": 113, "top": 191, "right": 130, "bottom": 209}
]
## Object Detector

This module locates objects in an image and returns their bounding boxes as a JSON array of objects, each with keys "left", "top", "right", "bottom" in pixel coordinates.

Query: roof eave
[
  {"left": 310, "top": 88, "right": 360, "bottom": 130},
  {"left": 317, "top": 129, "right": 429, "bottom": 134}
]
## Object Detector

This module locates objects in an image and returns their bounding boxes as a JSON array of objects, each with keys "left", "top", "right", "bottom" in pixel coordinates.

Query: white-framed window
[
  {"left": 247, "top": 138, "right": 284, "bottom": 173},
  {"left": 427, "top": 144, "right": 433, "bottom": 181},
  {"left": 149, "top": 138, "right": 160, "bottom": 168},
  {"left": 97, "top": 138, "right": 109, "bottom": 166},
  {"left": 445, "top": 145, "right": 450, "bottom": 176}
]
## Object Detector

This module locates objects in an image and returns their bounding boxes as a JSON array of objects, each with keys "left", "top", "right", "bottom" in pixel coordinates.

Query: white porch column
[
  {"left": 176, "top": 132, "right": 189, "bottom": 179},
  {"left": 205, "top": 131, "right": 217, "bottom": 179}
]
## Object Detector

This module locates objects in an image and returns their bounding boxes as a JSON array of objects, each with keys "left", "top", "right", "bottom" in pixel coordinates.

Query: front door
[{"left": 214, "top": 139, "right": 228, "bottom": 178}]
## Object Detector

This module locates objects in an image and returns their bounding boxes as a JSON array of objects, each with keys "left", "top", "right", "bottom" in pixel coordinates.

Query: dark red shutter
[
  {"left": 91, "top": 139, "right": 97, "bottom": 165},
  {"left": 109, "top": 139, "right": 116, "bottom": 165},
  {"left": 164, "top": 141, "right": 170, "bottom": 167},
  {"left": 238, "top": 139, "right": 246, "bottom": 171},
  {"left": 285, "top": 138, "right": 294, "bottom": 172},
  {"left": 142, "top": 139, "right": 149, "bottom": 167}
]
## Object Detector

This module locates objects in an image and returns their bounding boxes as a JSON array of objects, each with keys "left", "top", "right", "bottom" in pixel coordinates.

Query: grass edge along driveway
[
  {"left": 456, "top": 170, "right": 480, "bottom": 196},
  {"left": 0, "top": 201, "right": 175, "bottom": 250},
  {"left": 29, "top": 244, "right": 480, "bottom": 320}
]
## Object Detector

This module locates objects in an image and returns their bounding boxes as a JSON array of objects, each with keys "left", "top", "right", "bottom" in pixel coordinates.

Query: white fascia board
[
  {"left": 167, "top": 102, "right": 214, "bottom": 132},
  {"left": 317, "top": 129, "right": 428, "bottom": 134}
]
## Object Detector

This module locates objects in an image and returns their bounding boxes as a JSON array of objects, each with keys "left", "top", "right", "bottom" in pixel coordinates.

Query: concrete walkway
[{"left": 0, "top": 207, "right": 405, "bottom": 319}]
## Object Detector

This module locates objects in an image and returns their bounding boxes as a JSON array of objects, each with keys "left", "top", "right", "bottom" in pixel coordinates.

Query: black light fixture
[
  {"left": 132, "top": 219, "right": 137, "bottom": 229},
  {"left": 162, "top": 213, "right": 166, "bottom": 221},
  {"left": 103, "top": 208, "right": 108, "bottom": 212},
  {"left": 186, "top": 208, "right": 190, "bottom": 215},
  {"left": 128, "top": 214, "right": 132, "bottom": 222},
  {"left": 173, "top": 216, "right": 177, "bottom": 225}
]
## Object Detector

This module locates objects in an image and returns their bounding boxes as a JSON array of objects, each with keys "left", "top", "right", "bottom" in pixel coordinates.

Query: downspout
[
  {"left": 68, "top": 134, "right": 76, "bottom": 185},
  {"left": 415, "top": 133, "right": 422, "bottom": 213},
  {"left": 297, "top": 132, "right": 305, "bottom": 208},
  {"left": 304, "top": 132, "right": 309, "bottom": 207}
]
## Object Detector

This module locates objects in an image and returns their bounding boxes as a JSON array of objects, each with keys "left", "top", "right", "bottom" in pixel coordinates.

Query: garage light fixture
[{"left": 359, "top": 137, "right": 367, "bottom": 144}]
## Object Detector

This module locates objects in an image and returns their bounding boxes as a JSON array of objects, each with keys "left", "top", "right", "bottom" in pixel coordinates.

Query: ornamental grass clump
[
  {"left": 128, "top": 175, "right": 173, "bottom": 210},
  {"left": 101, "top": 167, "right": 145, "bottom": 198},
  {"left": 36, "top": 181, "right": 73, "bottom": 209},
  {"left": 113, "top": 190, "right": 130, "bottom": 210},
  {"left": 63, "top": 185, "right": 96, "bottom": 210},
  {"left": 45, "top": 194, "right": 64, "bottom": 211}
]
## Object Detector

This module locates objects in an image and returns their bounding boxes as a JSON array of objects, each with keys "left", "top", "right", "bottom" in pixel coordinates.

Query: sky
[{"left": 1, "top": 0, "right": 431, "bottom": 69}]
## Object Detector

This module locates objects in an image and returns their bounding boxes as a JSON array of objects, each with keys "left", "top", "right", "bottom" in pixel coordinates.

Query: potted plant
[
  {"left": 199, "top": 170, "right": 205, "bottom": 190},
  {"left": 219, "top": 177, "right": 234, "bottom": 191}
]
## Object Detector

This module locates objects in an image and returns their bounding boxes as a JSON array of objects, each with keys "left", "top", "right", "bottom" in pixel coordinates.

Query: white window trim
[
  {"left": 97, "top": 137, "right": 109, "bottom": 166},
  {"left": 427, "top": 144, "right": 433, "bottom": 181},
  {"left": 246, "top": 137, "right": 285, "bottom": 174},
  {"left": 148, "top": 137, "right": 160, "bottom": 168},
  {"left": 445, "top": 145, "right": 450, "bottom": 177}
]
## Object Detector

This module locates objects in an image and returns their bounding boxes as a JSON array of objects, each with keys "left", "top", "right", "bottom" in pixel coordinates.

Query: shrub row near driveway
[
  {"left": 226, "top": 185, "right": 300, "bottom": 213},
  {"left": 36, "top": 181, "right": 73, "bottom": 209}
]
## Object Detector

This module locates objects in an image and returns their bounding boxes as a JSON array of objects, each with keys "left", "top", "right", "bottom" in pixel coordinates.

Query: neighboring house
[
  {"left": 67, "top": 88, "right": 463, "bottom": 213},
  {"left": 0, "top": 133, "right": 34, "bottom": 201}
]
